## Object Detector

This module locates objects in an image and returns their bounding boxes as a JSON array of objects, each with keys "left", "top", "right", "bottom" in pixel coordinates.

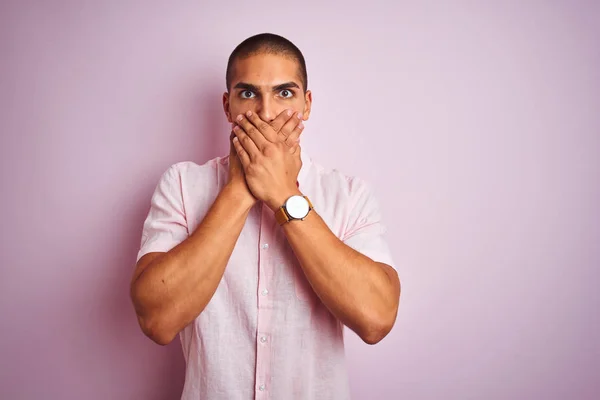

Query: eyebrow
[
  {"left": 233, "top": 82, "right": 260, "bottom": 92},
  {"left": 272, "top": 82, "right": 300, "bottom": 91},
  {"left": 233, "top": 81, "right": 301, "bottom": 93}
]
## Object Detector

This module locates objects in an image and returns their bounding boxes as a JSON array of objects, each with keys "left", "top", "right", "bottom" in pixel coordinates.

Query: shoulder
[
  {"left": 306, "top": 159, "right": 382, "bottom": 239},
  {"left": 158, "top": 156, "right": 227, "bottom": 186},
  {"left": 167, "top": 156, "right": 226, "bottom": 177},
  {"left": 309, "top": 160, "right": 373, "bottom": 202}
]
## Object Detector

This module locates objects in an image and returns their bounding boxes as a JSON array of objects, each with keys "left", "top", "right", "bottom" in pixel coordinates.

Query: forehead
[{"left": 231, "top": 53, "right": 302, "bottom": 87}]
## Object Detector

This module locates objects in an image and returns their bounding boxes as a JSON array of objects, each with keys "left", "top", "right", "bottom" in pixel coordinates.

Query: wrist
[
  {"left": 266, "top": 188, "right": 303, "bottom": 212},
  {"left": 223, "top": 182, "right": 256, "bottom": 211}
]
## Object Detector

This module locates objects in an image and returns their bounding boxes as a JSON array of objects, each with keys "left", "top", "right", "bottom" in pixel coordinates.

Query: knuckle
[
  {"left": 264, "top": 146, "right": 276, "bottom": 157},
  {"left": 258, "top": 121, "right": 270, "bottom": 132}
]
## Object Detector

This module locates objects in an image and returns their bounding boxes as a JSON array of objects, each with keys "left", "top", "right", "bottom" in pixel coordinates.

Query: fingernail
[
  {"left": 246, "top": 110, "right": 252, "bottom": 117},
  {"left": 298, "top": 121, "right": 304, "bottom": 129},
  {"left": 233, "top": 137, "right": 239, "bottom": 142},
  {"left": 286, "top": 109, "right": 292, "bottom": 117},
  {"left": 233, "top": 125, "right": 239, "bottom": 131},
  {"left": 297, "top": 113, "right": 303, "bottom": 119},
  {"left": 236, "top": 114, "right": 243, "bottom": 121}
]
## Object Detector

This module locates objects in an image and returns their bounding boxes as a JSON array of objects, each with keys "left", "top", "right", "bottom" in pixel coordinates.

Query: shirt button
[
  {"left": 260, "top": 336, "right": 267, "bottom": 343},
  {"left": 262, "top": 243, "right": 269, "bottom": 249},
  {"left": 261, "top": 289, "right": 269, "bottom": 296},
  {"left": 259, "top": 384, "right": 266, "bottom": 391}
]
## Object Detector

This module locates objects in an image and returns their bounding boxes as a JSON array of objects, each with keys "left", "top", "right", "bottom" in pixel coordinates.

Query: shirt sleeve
[
  {"left": 136, "top": 164, "right": 189, "bottom": 263},
  {"left": 342, "top": 178, "right": 396, "bottom": 269}
]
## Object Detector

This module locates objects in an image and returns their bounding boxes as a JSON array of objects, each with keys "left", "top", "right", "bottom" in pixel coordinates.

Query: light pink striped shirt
[{"left": 137, "top": 150, "right": 396, "bottom": 400}]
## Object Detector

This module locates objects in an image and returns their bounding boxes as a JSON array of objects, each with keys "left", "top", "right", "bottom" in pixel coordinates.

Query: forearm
[
  {"left": 228, "top": 111, "right": 400, "bottom": 342},
  {"left": 282, "top": 211, "right": 400, "bottom": 344},
  {"left": 131, "top": 183, "right": 254, "bottom": 343}
]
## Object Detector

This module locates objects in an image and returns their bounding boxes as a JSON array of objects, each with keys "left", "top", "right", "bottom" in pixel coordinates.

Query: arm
[
  {"left": 131, "top": 111, "right": 304, "bottom": 345},
  {"left": 232, "top": 112, "right": 400, "bottom": 345},
  {"left": 277, "top": 198, "right": 400, "bottom": 345},
  {"left": 131, "top": 182, "right": 254, "bottom": 345}
]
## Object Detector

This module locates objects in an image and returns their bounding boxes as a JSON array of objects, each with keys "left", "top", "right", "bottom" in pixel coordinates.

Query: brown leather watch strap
[
  {"left": 306, "top": 196, "right": 314, "bottom": 210},
  {"left": 274, "top": 206, "right": 290, "bottom": 225}
]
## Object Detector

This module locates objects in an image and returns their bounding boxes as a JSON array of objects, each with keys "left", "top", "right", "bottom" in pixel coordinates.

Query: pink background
[{"left": 1, "top": 1, "right": 599, "bottom": 399}]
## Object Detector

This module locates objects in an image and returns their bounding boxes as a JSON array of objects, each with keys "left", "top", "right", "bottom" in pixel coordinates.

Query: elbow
[
  {"left": 131, "top": 292, "right": 176, "bottom": 346},
  {"left": 137, "top": 314, "right": 178, "bottom": 346},
  {"left": 130, "top": 282, "right": 178, "bottom": 346},
  {"left": 360, "top": 320, "right": 394, "bottom": 345},
  {"left": 149, "top": 331, "right": 177, "bottom": 347},
  {"left": 359, "top": 304, "right": 399, "bottom": 345},
  {"left": 361, "top": 265, "right": 401, "bottom": 345}
]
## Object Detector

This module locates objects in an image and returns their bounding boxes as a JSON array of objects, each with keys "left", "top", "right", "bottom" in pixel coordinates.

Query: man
[{"left": 131, "top": 33, "right": 401, "bottom": 400}]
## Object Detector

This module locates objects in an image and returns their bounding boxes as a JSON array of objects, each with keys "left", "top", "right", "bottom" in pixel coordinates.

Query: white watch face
[{"left": 285, "top": 195, "right": 310, "bottom": 219}]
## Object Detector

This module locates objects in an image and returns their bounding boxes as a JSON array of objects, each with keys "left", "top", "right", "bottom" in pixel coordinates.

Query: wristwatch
[{"left": 274, "top": 195, "right": 314, "bottom": 225}]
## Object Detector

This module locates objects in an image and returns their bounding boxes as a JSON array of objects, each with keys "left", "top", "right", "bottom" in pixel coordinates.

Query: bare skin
[
  {"left": 130, "top": 110, "right": 304, "bottom": 345},
  {"left": 131, "top": 52, "right": 400, "bottom": 345},
  {"left": 233, "top": 111, "right": 400, "bottom": 344}
]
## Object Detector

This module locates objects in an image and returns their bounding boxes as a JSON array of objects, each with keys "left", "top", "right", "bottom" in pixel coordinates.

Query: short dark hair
[{"left": 226, "top": 33, "right": 308, "bottom": 92}]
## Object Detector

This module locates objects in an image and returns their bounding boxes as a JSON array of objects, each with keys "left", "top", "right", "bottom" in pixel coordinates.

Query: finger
[
  {"left": 232, "top": 136, "right": 251, "bottom": 167},
  {"left": 269, "top": 109, "right": 294, "bottom": 133},
  {"left": 245, "top": 111, "right": 278, "bottom": 143},
  {"left": 229, "top": 131, "right": 242, "bottom": 158},
  {"left": 229, "top": 130, "right": 237, "bottom": 148},
  {"left": 278, "top": 112, "right": 303, "bottom": 142},
  {"left": 236, "top": 113, "right": 269, "bottom": 150},
  {"left": 284, "top": 119, "right": 304, "bottom": 148},
  {"left": 233, "top": 125, "right": 260, "bottom": 160}
]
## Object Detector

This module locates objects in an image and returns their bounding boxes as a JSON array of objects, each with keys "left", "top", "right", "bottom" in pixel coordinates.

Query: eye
[
  {"left": 240, "top": 90, "right": 255, "bottom": 99},
  {"left": 279, "top": 89, "right": 294, "bottom": 99}
]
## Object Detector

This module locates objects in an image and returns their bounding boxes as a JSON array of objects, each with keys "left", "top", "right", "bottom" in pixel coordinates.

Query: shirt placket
[{"left": 255, "top": 203, "right": 275, "bottom": 399}]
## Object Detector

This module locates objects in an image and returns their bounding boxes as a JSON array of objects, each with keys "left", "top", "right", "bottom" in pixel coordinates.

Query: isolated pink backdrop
[{"left": 1, "top": 1, "right": 599, "bottom": 399}]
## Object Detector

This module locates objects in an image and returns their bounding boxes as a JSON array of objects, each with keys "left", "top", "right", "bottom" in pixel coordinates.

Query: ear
[
  {"left": 302, "top": 90, "right": 312, "bottom": 121},
  {"left": 223, "top": 92, "right": 232, "bottom": 123}
]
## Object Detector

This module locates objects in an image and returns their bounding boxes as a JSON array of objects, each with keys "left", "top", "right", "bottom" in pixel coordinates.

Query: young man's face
[{"left": 223, "top": 53, "right": 312, "bottom": 125}]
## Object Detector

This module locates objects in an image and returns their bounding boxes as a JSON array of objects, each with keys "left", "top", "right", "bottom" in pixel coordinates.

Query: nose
[{"left": 256, "top": 97, "right": 275, "bottom": 122}]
